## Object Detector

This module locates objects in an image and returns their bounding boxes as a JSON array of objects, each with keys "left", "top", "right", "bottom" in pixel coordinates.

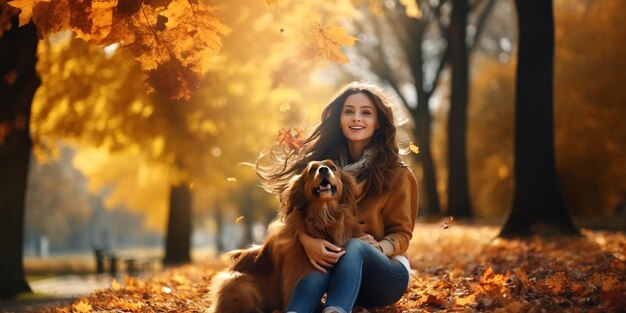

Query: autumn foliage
[
  {"left": 5, "top": 0, "right": 358, "bottom": 100},
  {"left": 8, "top": 0, "right": 228, "bottom": 99},
  {"left": 44, "top": 223, "right": 625, "bottom": 313}
]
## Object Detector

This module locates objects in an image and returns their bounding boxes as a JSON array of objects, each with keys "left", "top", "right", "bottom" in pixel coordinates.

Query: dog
[{"left": 207, "top": 159, "right": 362, "bottom": 313}]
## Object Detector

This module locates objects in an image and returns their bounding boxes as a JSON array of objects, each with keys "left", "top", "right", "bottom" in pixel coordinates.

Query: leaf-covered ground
[{"left": 44, "top": 222, "right": 626, "bottom": 313}]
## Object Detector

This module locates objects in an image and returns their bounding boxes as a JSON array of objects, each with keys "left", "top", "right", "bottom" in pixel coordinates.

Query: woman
[{"left": 257, "top": 81, "right": 419, "bottom": 313}]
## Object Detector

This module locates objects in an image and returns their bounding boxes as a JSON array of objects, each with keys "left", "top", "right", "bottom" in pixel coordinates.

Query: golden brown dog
[{"left": 207, "top": 160, "right": 362, "bottom": 313}]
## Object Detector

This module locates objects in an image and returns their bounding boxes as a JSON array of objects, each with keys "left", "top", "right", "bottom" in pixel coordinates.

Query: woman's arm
[
  {"left": 298, "top": 232, "right": 345, "bottom": 273},
  {"left": 379, "top": 167, "right": 419, "bottom": 256}
]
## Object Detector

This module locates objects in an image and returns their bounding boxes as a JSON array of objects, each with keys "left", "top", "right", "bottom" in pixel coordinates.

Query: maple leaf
[
  {"left": 72, "top": 300, "right": 92, "bottom": 313},
  {"left": 145, "top": 57, "right": 201, "bottom": 100},
  {"left": 159, "top": 0, "right": 229, "bottom": 73},
  {"left": 6, "top": 0, "right": 38, "bottom": 27},
  {"left": 303, "top": 22, "right": 357, "bottom": 64}
]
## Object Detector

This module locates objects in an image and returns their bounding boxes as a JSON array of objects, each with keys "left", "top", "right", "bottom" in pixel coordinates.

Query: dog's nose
[{"left": 318, "top": 166, "right": 330, "bottom": 175}]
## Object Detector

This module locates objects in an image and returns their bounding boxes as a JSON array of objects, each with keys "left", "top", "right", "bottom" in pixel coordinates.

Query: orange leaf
[
  {"left": 6, "top": 0, "right": 37, "bottom": 27},
  {"left": 276, "top": 127, "right": 305, "bottom": 152},
  {"left": 544, "top": 271, "right": 567, "bottom": 293}
]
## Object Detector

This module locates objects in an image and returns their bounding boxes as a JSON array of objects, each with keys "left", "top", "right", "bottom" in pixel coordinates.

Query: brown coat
[{"left": 356, "top": 164, "right": 419, "bottom": 257}]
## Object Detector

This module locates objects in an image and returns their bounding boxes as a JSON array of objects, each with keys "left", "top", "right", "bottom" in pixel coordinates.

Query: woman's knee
[{"left": 344, "top": 238, "right": 369, "bottom": 255}]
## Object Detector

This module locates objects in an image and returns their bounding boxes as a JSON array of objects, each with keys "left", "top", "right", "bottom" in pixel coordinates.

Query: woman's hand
[
  {"left": 359, "top": 233, "right": 382, "bottom": 252},
  {"left": 299, "top": 232, "right": 345, "bottom": 273}
]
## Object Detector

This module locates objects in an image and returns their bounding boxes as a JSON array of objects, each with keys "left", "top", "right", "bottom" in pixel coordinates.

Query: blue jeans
[{"left": 286, "top": 238, "right": 409, "bottom": 313}]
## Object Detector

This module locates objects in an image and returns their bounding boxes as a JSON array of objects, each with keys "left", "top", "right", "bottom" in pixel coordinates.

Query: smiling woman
[{"left": 255, "top": 81, "right": 419, "bottom": 313}]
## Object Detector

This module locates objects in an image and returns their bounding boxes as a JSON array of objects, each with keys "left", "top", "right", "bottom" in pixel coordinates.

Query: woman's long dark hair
[{"left": 256, "top": 81, "right": 402, "bottom": 199}]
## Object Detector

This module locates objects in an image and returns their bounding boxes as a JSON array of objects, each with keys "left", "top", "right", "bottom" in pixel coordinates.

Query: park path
[{"left": 0, "top": 274, "right": 113, "bottom": 313}]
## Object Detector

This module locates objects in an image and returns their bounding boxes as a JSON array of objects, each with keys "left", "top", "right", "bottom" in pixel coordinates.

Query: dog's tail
[{"left": 206, "top": 271, "right": 263, "bottom": 313}]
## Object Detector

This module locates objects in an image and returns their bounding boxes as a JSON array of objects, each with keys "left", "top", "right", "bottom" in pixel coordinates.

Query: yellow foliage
[
  {"left": 72, "top": 147, "right": 169, "bottom": 232},
  {"left": 303, "top": 22, "right": 357, "bottom": 64}
]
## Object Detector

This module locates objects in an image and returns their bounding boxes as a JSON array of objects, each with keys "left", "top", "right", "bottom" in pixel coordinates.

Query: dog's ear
[
  {"left": 339, "top": 169, "right": 358, "bottom": 214},
  {"left": 279, "top": 172, "right": 307, "bottom": 218}
]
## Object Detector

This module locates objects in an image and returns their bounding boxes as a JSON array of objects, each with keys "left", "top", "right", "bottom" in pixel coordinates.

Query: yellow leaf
[
  {"left": 400, "top": 0, "right": 422, "bottom": 19},
  {"left": 409, "top": 142, "right": 420, "bottom": 154},
  {"left": 235, "top": 216, "right": 245, "bottom": 224},
  {"left": 304, "top": 23, "right": 357, "bottom": 64},
  {"left": 72, "top": 301, "right": 92, "bottom": 313},
  {"left": 7, "top": 0, "right": 37, "bottom": 27},
  {"left": 111, "top": 279, "right": 121, "bottom": 291},
  {"left": 226, "top": 177, "right": 237, "bottom": 182}
]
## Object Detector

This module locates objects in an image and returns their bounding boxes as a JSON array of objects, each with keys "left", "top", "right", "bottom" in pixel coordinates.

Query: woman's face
[{"left": 340, "top": 92, "right": 380, "bottom": 145}]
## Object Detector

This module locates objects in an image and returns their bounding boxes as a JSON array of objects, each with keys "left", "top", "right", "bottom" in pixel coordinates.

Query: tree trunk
[
  {"left": 0, "top": 21, "right": 39, "bottom": 299},
  {"left": 447, "top": 0, "right": 472, "bottom": 219},
  {"left": 406, "top": 24, "right": 441, "bottom": 218},
  {"left": 164, "top": 184, "right": 192, "bottom": 265},
  {"left": 412, "top": 92, "right": 441, "bottom": 218},
  {"left": 500, "top": 0, "right": 578, "bottom": 237},
  {"left": 214, "top": 204, "right": 224, "bottom": 253}
]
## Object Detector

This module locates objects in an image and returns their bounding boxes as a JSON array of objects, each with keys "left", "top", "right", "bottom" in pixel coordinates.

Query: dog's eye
[
  {"left": 329, "top": 165, "right": 337, "bottom": 171},
  {"left": 308, "top": 167, "right": 316, "bottom": 174}
]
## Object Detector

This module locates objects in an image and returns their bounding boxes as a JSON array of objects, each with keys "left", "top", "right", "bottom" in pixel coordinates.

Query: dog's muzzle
[{"left": 313, "top": 167, "right": 337, "bottom": 198}]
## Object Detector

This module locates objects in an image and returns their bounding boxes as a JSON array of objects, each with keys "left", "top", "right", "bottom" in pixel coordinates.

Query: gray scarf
[{"left": 338, "top": 148, "right": 376, "bottom": 183}]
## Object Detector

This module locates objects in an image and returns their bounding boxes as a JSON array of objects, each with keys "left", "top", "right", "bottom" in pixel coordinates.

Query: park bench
[{"left": 93, "top": 248, "right": 161, "bottom": 276}]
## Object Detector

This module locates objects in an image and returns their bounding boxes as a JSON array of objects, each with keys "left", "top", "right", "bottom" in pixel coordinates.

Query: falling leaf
[
  {"left": 72, "top": 301, "right": 92, "bottom": 313},
  {"left": 279, "top": 101, "right": 291, "bottom": 112},
  {"left": 440, "top": 216, "right": 454, "bottom": 229},
  {"left": 235, "top": 216, "right": 245, "bottom": 224},
  {"left": 226, "top": 177, "right": 237, "bottom": 182},
  {"left": 303, "top": 22, "right": 357, "bottom": 64},
  {"left": 400, "top": 0, "right": 422, "bottom": 19},
  {"left": 276, "top": 127, "right": 305, "bottom": 152},
  {"left": 409, "top": 142, "right": 420, "bottom": 154}
]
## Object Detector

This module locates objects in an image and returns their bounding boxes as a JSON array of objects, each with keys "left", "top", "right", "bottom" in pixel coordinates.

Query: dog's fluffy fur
[{"left": 207, "top": 160, "right": 362, "bottom": 313}]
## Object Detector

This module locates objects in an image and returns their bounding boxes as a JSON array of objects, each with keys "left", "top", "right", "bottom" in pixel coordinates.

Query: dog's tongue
[{"left": 319, "top": 184, "right": 332, "bottom": 191}]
